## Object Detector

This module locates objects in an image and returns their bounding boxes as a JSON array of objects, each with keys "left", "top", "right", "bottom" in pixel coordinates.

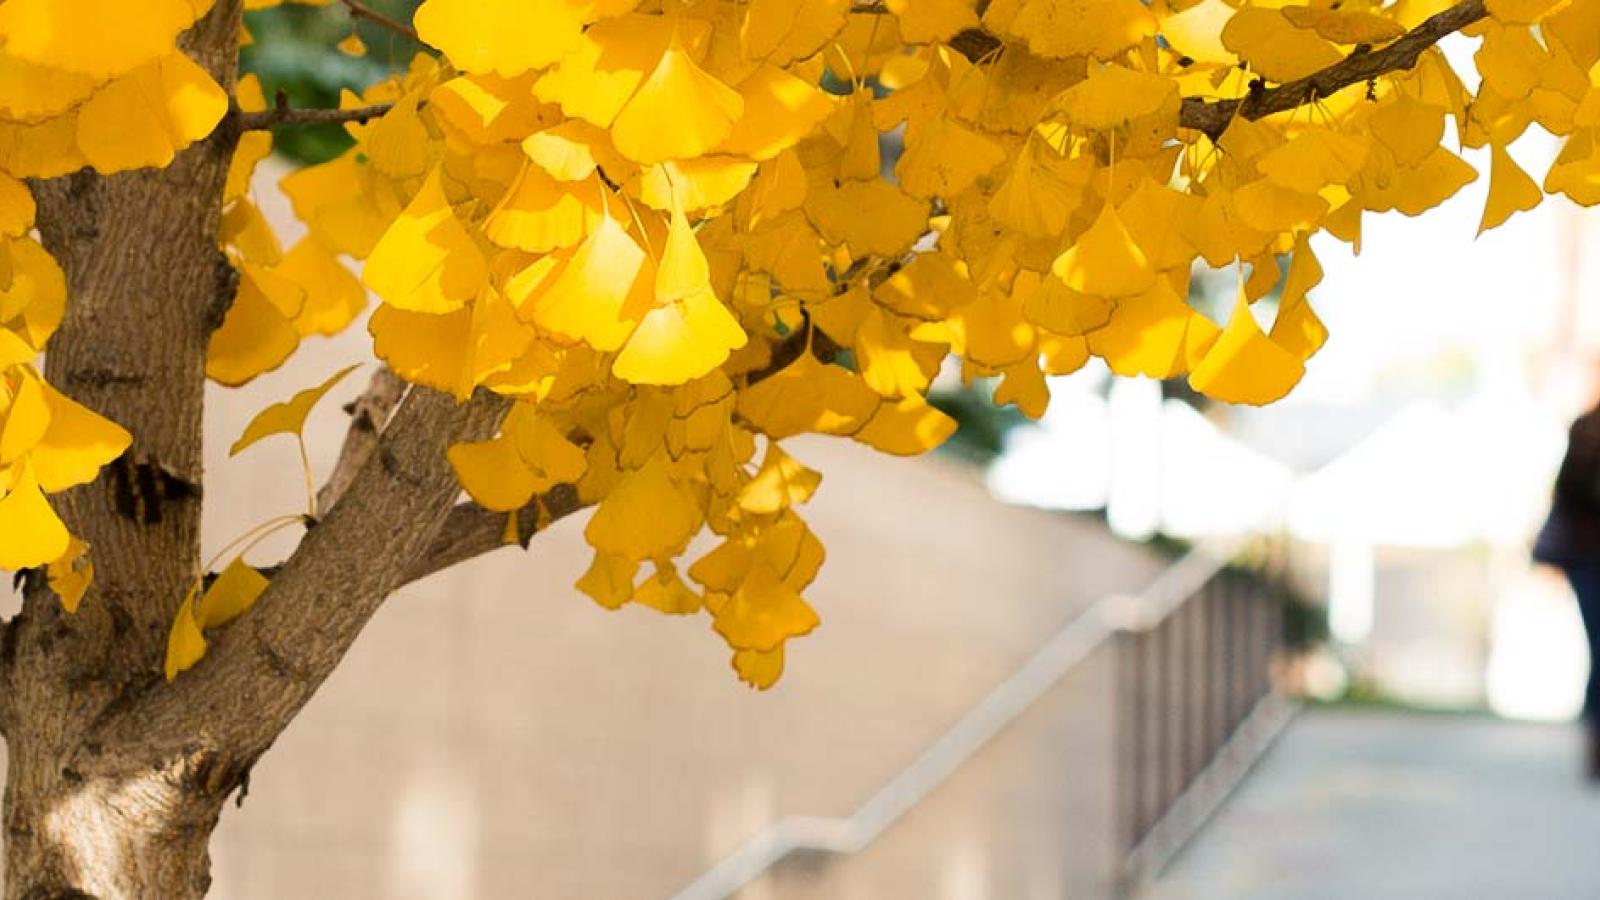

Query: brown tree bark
[
  {"left": 0, "top": 1, "right": 549, "bottom": 882},
  {"left": 3, "top": 3, "right": 244, "bottom": 895}
]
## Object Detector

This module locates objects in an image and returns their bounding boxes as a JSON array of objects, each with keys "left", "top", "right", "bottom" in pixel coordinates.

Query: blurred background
[{"left": 12, "top": 5, "right": 1600, "bottom": 898}]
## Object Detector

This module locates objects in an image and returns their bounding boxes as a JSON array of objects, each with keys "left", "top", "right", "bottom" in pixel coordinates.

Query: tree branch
[
  {"left": 84, "top": 386, "right": 510, "bottom": 773},
  {"left": 401, "top": 485, "right": 587, "bottom": 588},
  {"left": 237, "top": 103, "right": 394, "bottom": 131},
  {"left": 1178, "top": 0, "right": 1486, "bottom": 138},
  {"left": 342, "top": 0, "right": 419, "bottom": 42},
  {"left": 945, "top": 0, "right": 1487, "bottom": 139},
  {"left": 317, "top": 366, "right": 407, "bottom": 513}
]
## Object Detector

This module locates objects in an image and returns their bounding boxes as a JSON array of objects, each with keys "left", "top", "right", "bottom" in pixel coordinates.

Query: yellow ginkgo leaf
[
  {"left": 0, "top": 236, "right": 68, "bottom": 346},
  {"left": 533, "top": 14, "right": 676, "bottom": 129},
  {"left": 0, "top": 460, "right": 70, "bottom": 570},
  {"left": 75, "top": 52, "right": 230, "bottom": 174},
  {"left": 0, "top": 51, "right": 101, "bottom": 124},
  {"left": 414, "top": 0, "right": 586, "bottom": 77},
  {"left": 1478, "top": 143, "right": 1542, "bottom": 234},
  {"left": 712, "top": 558, "right": 820, "bottom": 652},
  {"left": 610, "top": 39, "right": 745, "bottom": 164},
  {"left": 230, "top": 365, "right": 359, "bottom": 456},
  {"left": 27, "top": 380, "right": 131, "bottom": 493},
  {"left": 852, "top": 394, "right": 959, "bottom": 456},
  {"left": 993, "top": 356, "right": 1050, "bottom": 419},
  {"left": 368, "top": 304, "right": 473, "bottom": 396},
  {"left": 738, "top": 442, "right": 821, "bottom": 514},
  {"left": 576, "top": 552, "right": 639, "bottom": 610},
  {"left": 873, "top": 252, "right": 977, "bottom": 320},
  {"left": 277, "top": 238, "right": 367, "bottom": 337},
  {"left": 656, "top": 205, "right": 711, "bottom": 304},
  {"left": 804, "top": 177, "right": 930, "bottom": 257},
  {"left": 47, "top": 536, "right": 92, "bottom": 614},
  {"left": 521, "top": 120, "right": 622, "bottom": 183},
  {"left": 1221, "top": 7, "right": 1343, "bottom": 82},
  {"left": 337, "top": 32, "right": 367, "bottom": 57},
  {"left": 0, "top": 113, "right": 87, "bottom": 180},
  {"left": 1267, "top": 238, "right": 1327, "bottom": 361},
  {"left": 206, "top": 266, "right": 303, "bottom": 386},
  {"left": 632, "top": 562, "right": 703, "bottom": 615},
  {"left": 1233, "top": 179, "right": 1329, "bottom": 234},
  {"left": 363, "top": 168, "right": 488, "bottom": 314},
  {"left": 0, "top": 369, "right": 50, "bottom": 464},
  {"left": 0, "top": 331, "right": 37, "bottom": 369},
  {"left": 1544, "top": 128, "right": 1600, "bottom": 206},
  {"left": 612, "top": 286, "right": 748, "bottom": 386},
  {"left": 719, "top": 65, "right": 835, "bottom": 161},
  {"left": 509, "top": 411, "right": 588, "bottom": 486},
  {"left": 1022, "top": 271, "right": 1116, "bottom": 336},
  {"left": 1280, "top": 5, "right": 1405, "bottom": 44},
  {"left": 226, "top": 75, "right": 274, "bottom": 203},
  {"left": 737, "top": 353, "right": 882, "bottom": 439},
  {"left": 484, "top": 164, "right": 603, "bottom": 254},
  {"left": 525, "top": 214, "right": 648, "bottom": 351},
  {"left": 1189, "top": 292, "right": 1306, "bottom": 405},
  {"left": 638, "top": 157, "right": 759, "bottom": 213},
  {"left": 448, "top": 433, "right": 540, "bottom": 512},
  {"left": 896, "top": 115, "right": 1007, "bottom": 200},
  {"left": 0, "top": 171, "right": 35, "bottom": 239},
  {"left": 1257, "top": 128, "right": 1372, "bottom": 194},
  {"left": 1051, "top": 204, "right": 1156, "bottom": 299},
  {"left": 1369, "top": 93, "right": 1446, "bottom": 167},
  {"left": 197, "top": 557, "right": 270, "bottom": 629},
  {"left": 732, "top": 645, "right": 785, "bottom": 690},
  {"left": 886, "top": 0, "right": 978, "bottom": 42},
  {"left": 164, "top": 587, "right": 206, "bottom": 681},
  {"left": 585, "top": 457, "right": 703, "bottom": 561},
  {"left": 0, "top": 0, "right": 213, "bottom": 78},
  {"left": 1161, "top": 0, "right": 1236, "bottom": 65},
  {"left": 1051, "top": 64, "right": 1180, "bottom": 131},
  {"left": 742, "top": 0, "right": 850, "bottom": 65},
  {"left": 997, "top": 0, "right": 1158, "bottom": 60},
  {"left": 857, "top": 306, "right": 938, "bottom": 398},
  {"left": 1088, "top": 278, "right": 1221, "bottom": 379}
]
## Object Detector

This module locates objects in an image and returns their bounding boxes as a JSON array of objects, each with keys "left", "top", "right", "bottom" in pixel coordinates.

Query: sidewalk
[{"left": 1149, "top": 708, "right": 1600, "bottom": 900}]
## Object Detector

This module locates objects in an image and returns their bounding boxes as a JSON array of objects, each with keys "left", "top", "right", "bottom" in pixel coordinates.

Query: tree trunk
[
  {"left": 2, "top": 4, "right": 245, "bottom": 896},
  {"left": 2, "top": 735, "right": 223, "bottom": 900}
]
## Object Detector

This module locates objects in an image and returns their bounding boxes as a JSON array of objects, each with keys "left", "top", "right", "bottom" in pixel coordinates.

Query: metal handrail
[{"left": 667, "top": 533, "right": 1257, "bottom": 900}]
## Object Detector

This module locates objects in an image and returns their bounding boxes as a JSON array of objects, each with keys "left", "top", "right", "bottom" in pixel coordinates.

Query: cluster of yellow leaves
[
  {"left": 7, "top": 0, "right": 1600, "bottom": 685},
  {"left": 0, "top": 157, "right": 129, "bottom": 606},
  {"left": 227, "top": 0, "right": 1600, "bottom": 686}
]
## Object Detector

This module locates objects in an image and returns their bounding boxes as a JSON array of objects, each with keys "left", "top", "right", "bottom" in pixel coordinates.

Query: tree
[{"left": 0, "top": 0, "right": 1592, "bottom": 893}]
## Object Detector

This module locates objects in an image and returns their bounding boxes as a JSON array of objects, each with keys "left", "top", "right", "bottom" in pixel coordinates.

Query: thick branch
[
  {"left": 85, "top": 386, "right": 509, "bottom": 772},
  {"left": 402, "top": 485, "right": 587, "bottom": 588},
  {"left": 317, "top": 366, "right": 407, "bottom": 513},
  {"left": 237, "top": 103, "right": 393, "bottom": 131}
]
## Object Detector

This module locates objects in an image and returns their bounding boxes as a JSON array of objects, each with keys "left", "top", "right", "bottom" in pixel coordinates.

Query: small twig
[
  {"left": 944, "top": 0, "right": 1487, "bottom": 140},
  {"left": 237, "top": 103, "right": 395, "bottom": 131},
  {"left": 318, "top": 367, "right": 407, "bottom": 514},
  {"left": 342, "top": 0, "right": 419, "bottom": 43}
]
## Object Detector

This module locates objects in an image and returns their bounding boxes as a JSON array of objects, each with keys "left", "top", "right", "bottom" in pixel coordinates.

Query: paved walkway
[{"left": 1150, "top": 708, "right": 1600, "bottom": 900}]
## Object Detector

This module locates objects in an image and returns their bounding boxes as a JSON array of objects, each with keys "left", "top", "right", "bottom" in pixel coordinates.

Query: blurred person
[{"left": 1535, "top": 403, "right": 1600, "bottom": 777}]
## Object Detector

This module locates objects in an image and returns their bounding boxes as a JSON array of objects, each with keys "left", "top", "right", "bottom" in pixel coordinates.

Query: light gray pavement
[{"left": 1149, "top": 708, "right": 1600, "bottom": 900}]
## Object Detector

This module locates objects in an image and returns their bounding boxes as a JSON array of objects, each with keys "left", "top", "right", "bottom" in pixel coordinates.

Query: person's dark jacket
[{"left": 1535, "top": 408, "right": 1600, "bottom": 567}]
